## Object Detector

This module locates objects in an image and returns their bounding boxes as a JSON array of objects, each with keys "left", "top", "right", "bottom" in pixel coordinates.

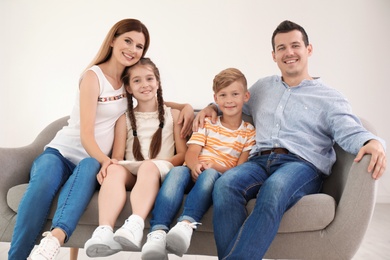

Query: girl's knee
[
  {"left": 105, "top": 164, "right": 128, "bottom": 180},
  {"left": 137, "top": 161, "right": 159, "bottom": 178}
]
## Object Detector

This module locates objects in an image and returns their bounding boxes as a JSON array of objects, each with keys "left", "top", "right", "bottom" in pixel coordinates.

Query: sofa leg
[{"left": 70, "top": 247, "right": 79, "bottom": 260}]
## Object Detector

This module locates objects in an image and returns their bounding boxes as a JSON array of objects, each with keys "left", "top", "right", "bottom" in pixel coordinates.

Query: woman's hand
[{"left": 96, "top": 158, "right": 118, "bottom": 184}]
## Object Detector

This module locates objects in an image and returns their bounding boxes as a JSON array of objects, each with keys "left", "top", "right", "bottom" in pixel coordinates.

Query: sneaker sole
[
  {"left": 166, "top": 234, "right": 187, "bottom": 257},
  {"left": 142, "top": 245, "right": 168, "bottom": 260},
  {"left": 142, "top": 251, "right": 168, "bottom": 260},
  {"left": 114, "top": 235, "right": 141, "bottom": 251},
  {"left": 86, "top": 244, "right": 121, "bottom": 257}
]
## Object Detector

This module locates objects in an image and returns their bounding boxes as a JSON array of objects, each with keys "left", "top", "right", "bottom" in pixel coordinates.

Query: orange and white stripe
[{"left": 188, "top": 117, "right": 255, "bottom": 168}]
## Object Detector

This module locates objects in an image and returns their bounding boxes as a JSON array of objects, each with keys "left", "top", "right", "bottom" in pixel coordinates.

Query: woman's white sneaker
[{"left": 31, "top": 231, "right": 60, "bottom": 260}]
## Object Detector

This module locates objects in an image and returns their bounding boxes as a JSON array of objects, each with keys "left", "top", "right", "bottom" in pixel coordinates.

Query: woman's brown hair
[{"left": 85, "top": 18, "right": 150, "bottom": 73}]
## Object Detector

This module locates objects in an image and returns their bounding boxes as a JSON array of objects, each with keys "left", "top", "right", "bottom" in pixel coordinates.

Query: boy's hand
[
  {"left": 191, "top": 164, "right": 204, "bottom": 182},
  {"left": 201, "top": 161, "right": 213, "bottom": 170}
]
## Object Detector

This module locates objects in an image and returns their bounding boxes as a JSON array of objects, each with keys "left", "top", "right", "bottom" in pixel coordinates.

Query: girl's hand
[
  {"left": 193, "top": 104, "right": 218, "bottom": 132},
  {"left": 178, "top": 104, "right": 194, "bottom": 138}
]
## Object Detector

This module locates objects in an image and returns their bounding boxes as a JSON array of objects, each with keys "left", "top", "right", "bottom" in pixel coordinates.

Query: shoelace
[
  {"left": 123, "top": 218, "right": 142, "bottom": 233},
  {"left": 148, "top": 231, "right": 166, "bottom": 241},
  {"left": 34, "top": 232, "right": 60, "bottom": 258},
  {"left": 185, "top": 222, "right": 202, "bottom": 230}
]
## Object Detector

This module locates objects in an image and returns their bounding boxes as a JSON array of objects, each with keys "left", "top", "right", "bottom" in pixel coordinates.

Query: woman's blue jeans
[
  {"left": 213, "top": 152, "right": 324, "bottom": 260},
  {"left": 150, "top": 165, "right": 221, "bottom": 232},
  {"left": 8, "top": 148, "right": 100, "bottom": 260}
]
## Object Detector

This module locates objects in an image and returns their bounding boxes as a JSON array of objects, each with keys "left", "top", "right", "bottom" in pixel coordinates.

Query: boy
[{"left": 141, "top": 68, "right": 256, "bottom": 260}]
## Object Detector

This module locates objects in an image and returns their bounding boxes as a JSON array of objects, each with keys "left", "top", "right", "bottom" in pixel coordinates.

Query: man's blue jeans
[
  {"left": 213, "top": 152, "right": 323, "bottom": 260},
  {"left": 150, "top": 166, "right": 221, "bottom": 231},
  {"left": 8, "top": 148, "right": 100, "bottom": 260}
]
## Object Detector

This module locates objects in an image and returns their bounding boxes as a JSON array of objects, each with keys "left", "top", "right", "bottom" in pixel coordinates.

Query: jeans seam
[
  {"left": 53, "top": 165, "right": 77, "bottom": 240},
  {"left": 223, "top": 210, "right": 252, "bottom": 260}
]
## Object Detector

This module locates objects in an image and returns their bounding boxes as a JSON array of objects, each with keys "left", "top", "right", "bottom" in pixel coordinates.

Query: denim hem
[
  {"left": 51, "top": 225, "right": 69, "bottom": 242},
  {"left": 151, "top": 224, "right": 169, "bottom": 233},
  {"left": 177, "top": 215, "right": 197, "bottom": 223}
]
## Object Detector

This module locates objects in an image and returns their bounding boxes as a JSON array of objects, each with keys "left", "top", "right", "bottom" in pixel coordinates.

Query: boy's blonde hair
[{"left": 213, "top": 68, "right": 247, "bottom": 93}]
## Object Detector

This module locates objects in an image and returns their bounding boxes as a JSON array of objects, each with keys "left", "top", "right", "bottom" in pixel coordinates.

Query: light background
[{"left": 1, "top": 0, "right": 389, "bottom": 202}]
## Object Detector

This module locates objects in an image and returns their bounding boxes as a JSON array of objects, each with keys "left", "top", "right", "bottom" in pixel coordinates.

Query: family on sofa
[{"left": 7, "top": 18, "right": 386, "bottom": 260}]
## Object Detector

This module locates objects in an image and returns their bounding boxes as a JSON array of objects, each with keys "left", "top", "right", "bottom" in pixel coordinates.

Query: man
[{"left": 194, "top": 20, "right": 386, "bottom": 259}]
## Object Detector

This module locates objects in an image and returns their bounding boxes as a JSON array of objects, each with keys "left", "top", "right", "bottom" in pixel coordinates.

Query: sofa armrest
[
  {"left": 324, "top": 154, "right": 376, "bottom": 259},
  {"left": 0, "top": 116, "right": 69, "bottom": 241},
  {"left": 0, "top": 145, "right": 41, "bottom": 239}
]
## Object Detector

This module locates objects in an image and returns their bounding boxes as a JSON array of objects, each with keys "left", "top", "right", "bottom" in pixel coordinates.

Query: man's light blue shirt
[{"left": 244, "top": 75, "right": 386, "bottom": 175}]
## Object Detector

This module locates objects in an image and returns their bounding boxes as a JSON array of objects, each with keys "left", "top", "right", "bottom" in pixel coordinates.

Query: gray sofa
[{"left": 0, "top": 115, "right": 378, "bottom": 259}]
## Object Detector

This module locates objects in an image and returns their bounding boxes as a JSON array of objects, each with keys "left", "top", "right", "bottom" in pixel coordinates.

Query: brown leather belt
[{"left": 260, "top": 148, "right": 289, "bottom": 155}]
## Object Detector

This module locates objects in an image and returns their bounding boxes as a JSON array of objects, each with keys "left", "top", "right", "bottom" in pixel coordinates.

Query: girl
[
  {"left": 8, "top": 18, "right": 151, "bottom": 260},
  {"left": 84, "top": 58, "right": 188, "bottom": 257}
]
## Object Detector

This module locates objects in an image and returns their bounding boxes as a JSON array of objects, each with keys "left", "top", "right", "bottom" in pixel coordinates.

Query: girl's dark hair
[
  {"left": 122, "top": 58, "right": 165, "bottom": 161},
  {"left": 271, "top": 20, "right": 309, "bottom": 51}
]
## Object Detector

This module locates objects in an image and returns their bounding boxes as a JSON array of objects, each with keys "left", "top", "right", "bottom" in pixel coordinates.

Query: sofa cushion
[{"left": 7, "top": 184, "right": 336, "bottom": 234}]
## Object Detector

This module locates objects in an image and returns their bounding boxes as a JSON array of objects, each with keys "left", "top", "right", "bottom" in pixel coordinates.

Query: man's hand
[
  {"left": 354, "top": 139, "right": 387, "bottom": 180},
  {"left": 193, "top": 104, "right": 218, "bottom": 132},
  {"left": 177, "top": 104, "right": 194, "bottom": 138}
]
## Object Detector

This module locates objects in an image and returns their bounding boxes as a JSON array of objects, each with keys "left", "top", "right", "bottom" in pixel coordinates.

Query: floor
[{"left": 1, "top": 203, "right": 389, "bottom": 259}]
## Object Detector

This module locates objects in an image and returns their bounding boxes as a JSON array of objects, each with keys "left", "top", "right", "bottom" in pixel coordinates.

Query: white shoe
[
  {"left": 84, "top": 226, "right": 122, "bottom": 257},
  {"left": 114, "top": 215, "right": 144, "bottom": 251},
  {"left": 31, "top": 231, "right": 60, "bottom": 260},
  {"left": 141, "top": 230, "right": 168, "bottom": 260},
  {"left": 166, "top": 222, "right": 200, "bottom": 256}
]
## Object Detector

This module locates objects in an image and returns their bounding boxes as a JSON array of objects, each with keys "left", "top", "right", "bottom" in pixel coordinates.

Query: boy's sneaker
[
  {"left": 141, "top": 230, "right": 168, "bottom": 260},
  {"left": 166, "top": 222, "right": 200, "bottom": 256},
  {"left": 84, "top": 226, "right": 122, "bottom": 257},
  {"left": 114, "top": 215, "right": 144, "bottom": 251},
  {"left": 31, "top": 231, "right": 60, "bottom": 260}
]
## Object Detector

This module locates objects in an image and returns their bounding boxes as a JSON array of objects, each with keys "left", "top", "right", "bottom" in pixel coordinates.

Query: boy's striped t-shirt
[{"left": 188, "top": 116, "right": 256, "bottom": 168}]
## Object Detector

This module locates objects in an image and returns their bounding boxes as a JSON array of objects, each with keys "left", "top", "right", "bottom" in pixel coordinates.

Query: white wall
[{"left": 1, "top": 0, "right": 389, "bottom": 202}]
